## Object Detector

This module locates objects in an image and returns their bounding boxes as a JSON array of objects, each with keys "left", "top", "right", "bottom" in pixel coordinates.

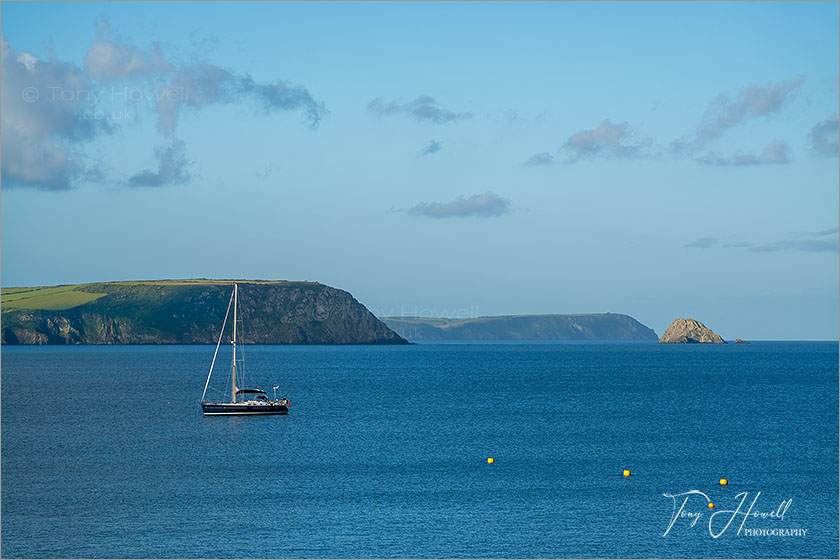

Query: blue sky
[{"left": 2, "top": 1, "right": 838, "bottom": 339}]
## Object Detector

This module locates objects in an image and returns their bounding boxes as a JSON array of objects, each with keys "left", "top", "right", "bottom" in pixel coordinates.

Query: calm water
[{"left": 1, "top": 342, "right": 838, "bottom": 558}]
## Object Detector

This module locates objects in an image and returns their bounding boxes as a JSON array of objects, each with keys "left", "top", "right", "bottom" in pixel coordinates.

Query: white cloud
[
  {"left": 697, "top": 140, "right": 790, "bottom": 166},
  {"left": 420, "top": 140, "right": 442, "bottom": 156},
  {"left": 155, "top": 63, "right": 325, "bottom": 132},
  {"left": 85, "top": 40, "right": 172, "bottom": 82},
  {"left": 127, "top": 140, "right": 191, "bottom": 187},
  {"left": 562, "top": 120, "right": 646, "bottom": 162},
  {"left": 679, "top": 77, "right": 804, "bottom": 149},
  {"left": 368, "top": 95, "right": 470, "bottom": 124},
  {"left": 1, "top": 25, "right": 327, "bottom": 190},
  {"left": 1, "top": 36, "right": 112, "bottom": 189},
  {"left": 808, "top": 115, "right": 839, "bottom": 158},
  {"left": 522, "top": 152, "right": 554, "bottom": 166}
]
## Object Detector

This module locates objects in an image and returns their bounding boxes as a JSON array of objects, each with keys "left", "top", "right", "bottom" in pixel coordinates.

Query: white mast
[{"left": 231, "top": 283, "right": 238, "bottom": 403}]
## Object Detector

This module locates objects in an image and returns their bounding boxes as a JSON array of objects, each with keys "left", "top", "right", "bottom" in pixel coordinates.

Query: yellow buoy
[
  {"left": 623, "top": 469, "right": 631, "bottom": 477},
  {"left": 708, "top": 503, "right": 715, "bottom": 509},
  {"left": 720, "top": 478, "right": 728, "bottom": 486},
  {"left": 487, "top": 458, "right": 495, "bottom": 464}
]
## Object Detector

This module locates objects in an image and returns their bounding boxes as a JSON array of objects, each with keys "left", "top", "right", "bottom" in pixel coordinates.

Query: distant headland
[
  {"left": 381, "top": 313, "right": 658, "bottom": 341},
  {"left": 1, "top": 279, "right": 407, "bottom": 345}
]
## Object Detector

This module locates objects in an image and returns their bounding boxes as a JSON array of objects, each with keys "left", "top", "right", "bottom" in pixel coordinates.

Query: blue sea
[{"left": 1, "top": 342, "right": 838, "bottom": 558}]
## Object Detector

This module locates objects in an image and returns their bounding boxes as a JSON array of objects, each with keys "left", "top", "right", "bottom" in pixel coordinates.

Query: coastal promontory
[
  {"left": 658, "top": 318, "right": 726, "bottom": 344},
  {"left": 382, "top": 313, "right": 658, "bottom": 341},
  {"left": 1, "top": 280, "right": 407, "bottom": 345}
]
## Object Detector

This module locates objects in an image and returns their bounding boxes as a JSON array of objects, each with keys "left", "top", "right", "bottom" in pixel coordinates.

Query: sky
[{"left": 1, "top": 1, "right": 838, "bottom": 340}]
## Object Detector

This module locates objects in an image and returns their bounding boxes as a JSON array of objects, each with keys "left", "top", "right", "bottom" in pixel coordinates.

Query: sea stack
[{"left": 658, "top": 318, "right": 726, "bottom": 344}]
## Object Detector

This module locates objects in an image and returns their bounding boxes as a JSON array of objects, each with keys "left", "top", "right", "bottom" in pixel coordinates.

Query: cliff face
[
  {"left": 658, "top": 318, "right": 726, "bottom": 344},
  {"left": 381, "top": 313, "right": 658, "bottom": 341},
  {"left": 1, "top": 281, "right": 407, "bottom": 345}
]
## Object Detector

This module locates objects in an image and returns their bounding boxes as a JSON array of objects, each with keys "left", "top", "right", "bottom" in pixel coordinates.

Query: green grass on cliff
[
  {"left": 0, "top": 279, "right": 319, "bottom": 312},
  {"left": 1, "top": 285, "right": 107, "bottom": 311},
  {"left": 2, "top": 285, "right": 84, "bottom": 302},
  {"left": 3, "top": 290, "right": 107, "bottom": 311}
]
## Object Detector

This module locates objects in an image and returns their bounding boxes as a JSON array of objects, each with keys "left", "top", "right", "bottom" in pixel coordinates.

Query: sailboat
[{"left": 199, "top": 283, "right": 289, "bottom": 416}]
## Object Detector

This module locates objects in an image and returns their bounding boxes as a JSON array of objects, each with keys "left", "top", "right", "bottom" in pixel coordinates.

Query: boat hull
[{"left": 200, "top": 402, "right": 289, "bottom": 416}]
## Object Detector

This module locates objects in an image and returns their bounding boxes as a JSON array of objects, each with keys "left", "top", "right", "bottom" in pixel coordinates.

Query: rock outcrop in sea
[
  {"left": 734, "top": 338, "right": 750, "bottom": 344},
  {"left": 658, "top": 318, "right": 726, "bottom": 344}
]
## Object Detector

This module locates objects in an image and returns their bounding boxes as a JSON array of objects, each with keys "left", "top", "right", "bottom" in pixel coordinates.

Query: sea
[{"left": 1, "top": 341, "right": 838, "bottom": 558}]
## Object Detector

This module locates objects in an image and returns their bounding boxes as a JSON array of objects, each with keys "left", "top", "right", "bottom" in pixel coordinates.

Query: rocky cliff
[
  {"left": 658, "top": 318, "right": 726, "bottom": 344},
  {"left": 382, "top": 313, "right": 658, "bottom": 341},
  {"left": 1, "top": 280, "right": 407, "bottom": 345}
]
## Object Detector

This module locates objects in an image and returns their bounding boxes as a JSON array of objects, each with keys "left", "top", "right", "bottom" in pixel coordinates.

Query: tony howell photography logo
[
  {"left": 662, "top": 490, "right": 807, "bottom": 539},
  {"left": 20, "top": 85, "right": 190, "bottom": 104}
]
